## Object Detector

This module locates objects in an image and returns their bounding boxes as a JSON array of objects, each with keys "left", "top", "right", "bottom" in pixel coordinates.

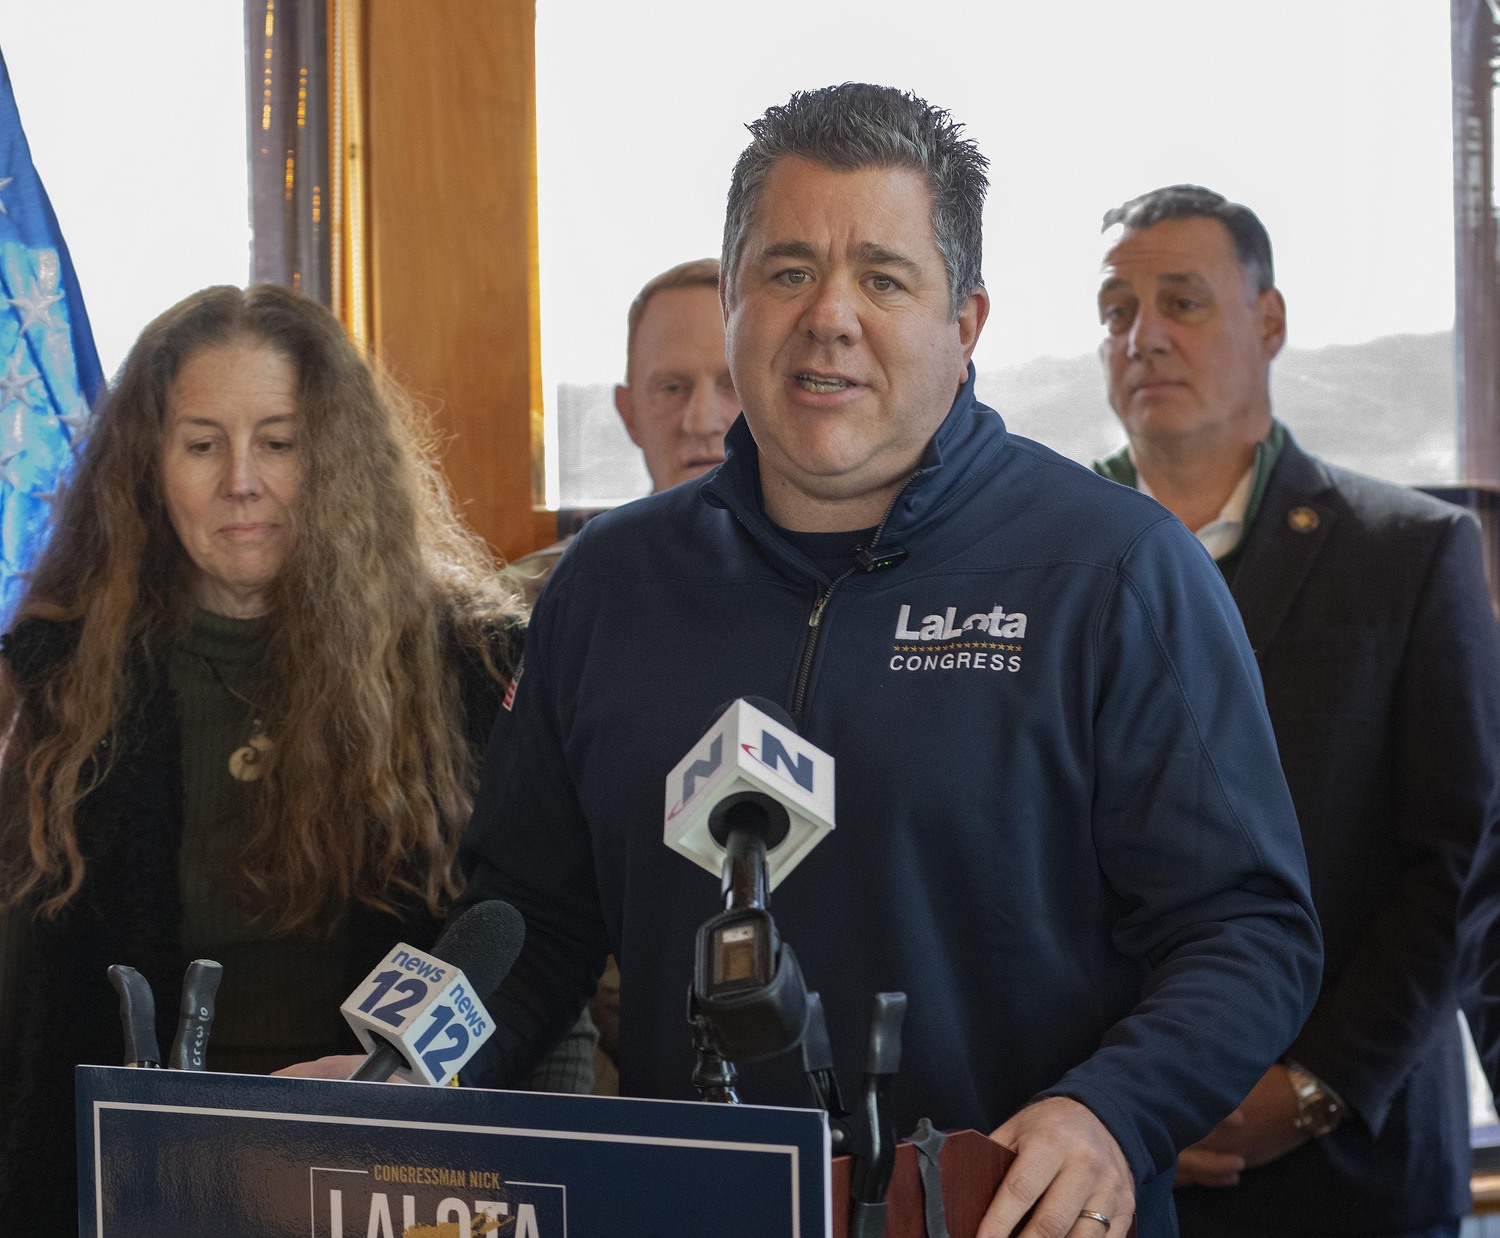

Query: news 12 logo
[{"left": 340, "top": 945, "right": 496, "bottom": 1085}]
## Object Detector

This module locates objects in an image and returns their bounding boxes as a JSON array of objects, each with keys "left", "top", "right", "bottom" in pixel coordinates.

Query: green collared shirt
[{"left": 1093, "top": 421, "right": 1286, "bottom": 584}]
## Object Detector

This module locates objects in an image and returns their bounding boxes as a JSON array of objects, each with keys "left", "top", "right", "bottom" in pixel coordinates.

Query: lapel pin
[{"left": 1287, "top": 506, "right": 1319, "bottom": 534}]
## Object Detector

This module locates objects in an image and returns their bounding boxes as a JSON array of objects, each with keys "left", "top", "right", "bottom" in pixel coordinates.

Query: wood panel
[
  {"left": 363, "top": 0, "right": 552, "bottom": 564},
  {"left": 828, "top": 1130, "right": 1136, "bottom": 1238},
  {"left": 831, "top": 1131, "right": 1011, "bottom": 1238}
]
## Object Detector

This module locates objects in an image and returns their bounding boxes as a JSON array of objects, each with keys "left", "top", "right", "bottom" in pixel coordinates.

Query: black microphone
[
  {"left": 739, "top": 695, "right": 797, "bottom": 730},
  {"left": 714, "top": 697, "right": 798, "bottom": 910},
  {"left": 673, "top": 697, "right": 833, "bottom": 1065},
  {"left": 347, "top": 900, "right": 526, "bottom": 1083},
  {"left": 801, "top": 991, "right": 853, "bottom": 1154},
  {"left": 168, "top": 959, "right": 223, "bottom": 1070},
  {"left": 106, "top": 964, "right": 162, "bottom": 1068},
  {"left": 850, "top": 992, "right": 907, "bottom": 1237}
]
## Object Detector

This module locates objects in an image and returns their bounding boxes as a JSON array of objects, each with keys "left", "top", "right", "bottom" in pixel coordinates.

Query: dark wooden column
[
  {"left": 246, "top": 0, "right": 551, "bottom": 563},
  {"left": 246, "top": 0, "right": 331, "bottom": 302}
]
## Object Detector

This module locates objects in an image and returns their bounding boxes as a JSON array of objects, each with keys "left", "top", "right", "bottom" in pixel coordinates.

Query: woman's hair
[{"left": 0, "top": 283, "right": 520, "bottom": 932}]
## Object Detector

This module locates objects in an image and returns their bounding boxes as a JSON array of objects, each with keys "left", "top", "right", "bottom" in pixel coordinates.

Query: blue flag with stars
[{"left": 0, "top": 48, "right": 104, "bottom": 621}]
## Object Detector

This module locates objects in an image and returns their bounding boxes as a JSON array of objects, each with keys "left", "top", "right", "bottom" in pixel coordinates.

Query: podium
[
  {"left": 78, "top": 1066, "right": 829, "bottom": 1236},
  {"left": 80, "top": 1067, "right": 1132, "bottom": 1237}
]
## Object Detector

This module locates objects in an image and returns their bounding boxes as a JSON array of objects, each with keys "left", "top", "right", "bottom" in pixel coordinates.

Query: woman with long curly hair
[{"left": 0, "top": 284, "right": 591, "bottom": 1235}]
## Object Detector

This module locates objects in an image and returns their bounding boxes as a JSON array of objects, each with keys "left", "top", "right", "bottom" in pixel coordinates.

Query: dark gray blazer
[{"left": 1177, "top": 432, "right": 1500, "bottom": 1236}]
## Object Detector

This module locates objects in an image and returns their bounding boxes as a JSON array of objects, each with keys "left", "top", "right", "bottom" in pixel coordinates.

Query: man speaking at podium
[{"left": 461, "top": 83, "right": 1321, "bottom": 1237}]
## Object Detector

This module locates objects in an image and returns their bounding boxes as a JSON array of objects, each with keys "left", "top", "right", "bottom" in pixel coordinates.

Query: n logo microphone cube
[
  {"left": 340, "top": 944, "right": 496, "bottom": 1086},
  {"left": 664, "top": 698, "right": 835, "bottom": 890}
]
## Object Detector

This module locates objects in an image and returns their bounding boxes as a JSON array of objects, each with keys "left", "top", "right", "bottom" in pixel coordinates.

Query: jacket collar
[
  {"left": 1228, "top": 428, "right": 1339, "bottom": 656},
  {"left": 702, "top": 364, "right": 1007, "bottom": 574}
]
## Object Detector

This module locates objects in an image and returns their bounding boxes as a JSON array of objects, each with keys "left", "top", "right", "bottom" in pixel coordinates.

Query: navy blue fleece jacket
[{"left": 460, "top": 372, "right": 1321, "bottom": 1233}]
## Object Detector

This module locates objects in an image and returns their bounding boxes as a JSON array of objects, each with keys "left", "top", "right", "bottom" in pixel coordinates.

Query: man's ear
[
  {"left": 1257, "top": 288, "right": 1287, "bottom": 363},
  {"left": 614, "top": 384, "right": 643, "bottom": 449},
  {"left": 957, "top": 286, "right": 990, "bottom": 375}
]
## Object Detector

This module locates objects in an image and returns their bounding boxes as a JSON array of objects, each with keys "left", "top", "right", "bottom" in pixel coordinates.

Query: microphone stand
[
  {"left": 687, "top": 997, "right": 740, "bottom": 1104},
  {"left": 687, "top": 799, "right": 809, "bottom": 1099},
  {"left": 682, "top": 793, "right": 906, "bottom": 1236}
]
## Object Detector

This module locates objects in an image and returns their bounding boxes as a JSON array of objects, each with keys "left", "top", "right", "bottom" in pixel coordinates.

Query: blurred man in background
[
  {"left": 504, "top": 258, "right": 737, "bottom": 603},
  {"left": 1093, "top": 183, "right": 1500, "bottom": 1238}
]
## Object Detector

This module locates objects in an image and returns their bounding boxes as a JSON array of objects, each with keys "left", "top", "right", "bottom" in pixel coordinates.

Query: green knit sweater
[{"left": 169, "top": 609, "right": 353, "bottom": 1074}]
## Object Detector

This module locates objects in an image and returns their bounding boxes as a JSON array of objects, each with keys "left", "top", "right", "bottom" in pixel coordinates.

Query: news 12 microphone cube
[
  {"left": 340, "top": 943, "right": 496, "bottom": 1085},
  {"left": 664, "top": 698, "right": 835, "bottom": 891}
]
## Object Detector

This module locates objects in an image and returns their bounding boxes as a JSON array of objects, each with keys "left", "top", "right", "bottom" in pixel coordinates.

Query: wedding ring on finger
[{"left": 1078, "top": 1210, "right": 1111, "bottom": 1229}]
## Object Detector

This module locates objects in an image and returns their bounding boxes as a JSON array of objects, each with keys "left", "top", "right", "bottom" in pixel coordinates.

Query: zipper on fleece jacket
[{"left": 791, "top": 474, "right": 917, "bottom": 721}]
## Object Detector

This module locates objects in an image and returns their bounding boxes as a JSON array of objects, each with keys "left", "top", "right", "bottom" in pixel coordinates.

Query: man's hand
[
  {"left": 979, "top": 1097, "right": 1135, "bottom": 1237},
  {"left": 1175, "top": 1065, "right": 1306, "bottom": 1188},
  {"left": 1174, "top": 1121, "right": 1247, "bottom": 1188}
]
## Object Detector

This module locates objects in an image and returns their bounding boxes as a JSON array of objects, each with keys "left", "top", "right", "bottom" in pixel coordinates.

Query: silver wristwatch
[{"left": 1283, "top": 1058, "right": 1344, "bottom": 1137}]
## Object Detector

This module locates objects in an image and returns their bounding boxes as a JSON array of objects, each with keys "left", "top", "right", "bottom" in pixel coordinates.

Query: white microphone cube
[
  {"left": 340, "top": 943, "right": 496, "bottom": 1086},
  {"left": 664, "top": 699, "right": 835, "bottom": 890}
]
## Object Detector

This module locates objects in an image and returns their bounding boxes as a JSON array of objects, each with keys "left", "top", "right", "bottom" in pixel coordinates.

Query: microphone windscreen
[
  {"left": 106, "top": 963, "right": 161, "bottom": 1067},
  {"left": 704, "top": 696, "right": 799, "bottom": 736},
  {"left": 666, "top": 698, "right": 836, "bottom": 890},
  {"left": 740, "top": 696, "right": 798, "bottom": 732},
  {"left": 431, "top": 900, "right": 526, "bottom": 1000}
]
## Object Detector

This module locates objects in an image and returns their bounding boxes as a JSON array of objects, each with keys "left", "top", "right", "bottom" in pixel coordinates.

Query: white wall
[{"left": 0, "top": 2, "right": 249, "bottom": 380}]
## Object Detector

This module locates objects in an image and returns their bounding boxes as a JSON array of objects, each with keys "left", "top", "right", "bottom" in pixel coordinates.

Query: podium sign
[{"left": 78, "top": 1066, "right": 829, "bottom": 1237}]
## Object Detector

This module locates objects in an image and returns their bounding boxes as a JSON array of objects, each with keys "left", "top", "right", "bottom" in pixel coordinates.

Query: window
[
  {"left": 2, "top": 4, "right": 249, "bottom": 377},
  {"left": 536, "top": 0, "right": 1454, "bottom": 505}
]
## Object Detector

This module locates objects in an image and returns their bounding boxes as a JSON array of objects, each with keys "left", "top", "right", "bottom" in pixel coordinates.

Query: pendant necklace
[{"left": 197, "top": 652, "right": 274, "bottom": 782}]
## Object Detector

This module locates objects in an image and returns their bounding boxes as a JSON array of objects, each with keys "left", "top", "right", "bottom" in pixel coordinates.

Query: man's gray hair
[
  {"left": 1102, "top": 185, "right": 1276, "bottom": 296},
  {"left": 722, "top": 83, "right": 988, "bottom": 320}
]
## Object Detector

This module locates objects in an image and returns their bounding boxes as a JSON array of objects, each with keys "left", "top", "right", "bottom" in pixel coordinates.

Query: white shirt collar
[{"left": 1137, "top": 461, "right": 1256, "bottom": 561}]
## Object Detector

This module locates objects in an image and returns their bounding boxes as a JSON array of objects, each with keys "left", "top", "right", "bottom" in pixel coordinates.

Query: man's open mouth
[{"left": 795, "top": 372, "right": 855, "bottom": 394}]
